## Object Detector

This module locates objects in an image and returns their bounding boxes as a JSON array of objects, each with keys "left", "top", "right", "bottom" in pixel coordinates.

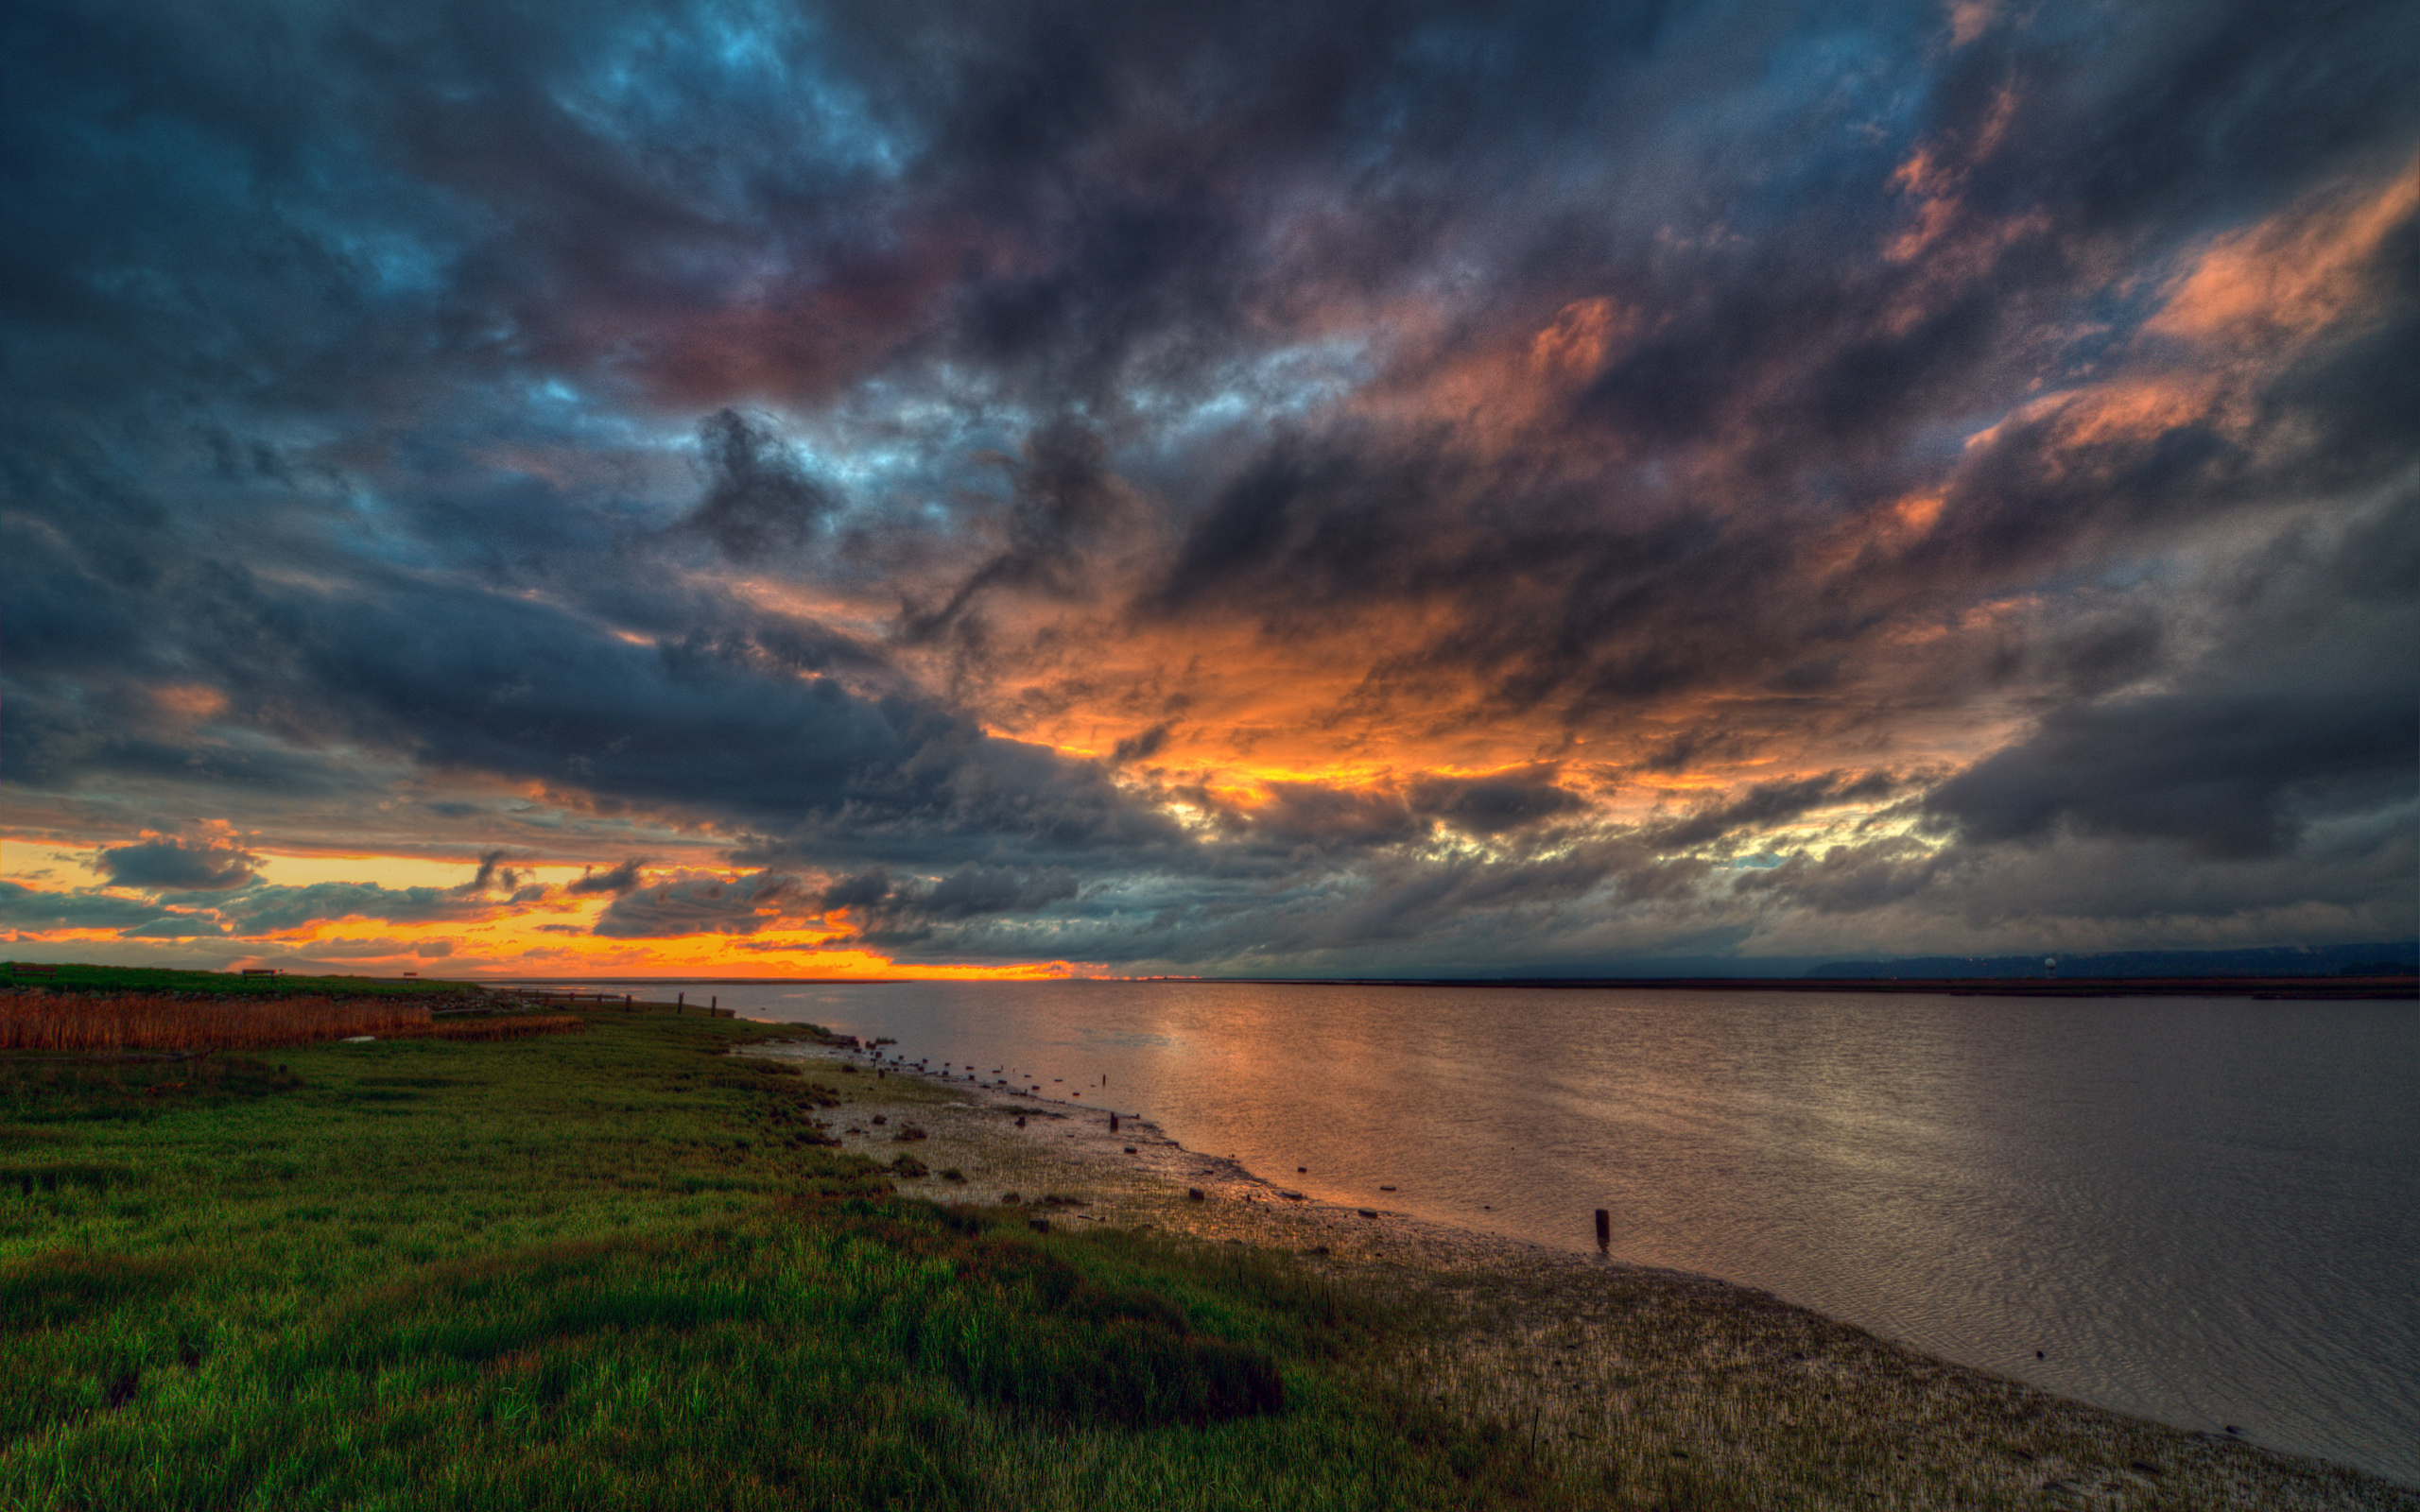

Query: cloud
[
  {"left": 592, "top": 871, "right": 804, "bottom": 938},
  {"left": 1925, "top": 689, "right": 2411, "bottom": 859},
  {"left": 0, "top": 0, "right": 2411, "bottom": 973},
  {"left": 456, "top": 850, "right": 534, "bottom": 895},
  {"left": 0, "top": 881, "right": 170, "bottom": 930},
  {"left": 901, "top": 418, "right": 1137, "bottom": 646},
  {"left": 94, "top": 836, "right": 258, "bottom": 892},
  {"left": 1407, "top": 769, "right": 1588, "bottom": 837},
  {"left": 116, "top": 916, "right": 232, "bottom": 938},
  {"left": 213, "top": 883, "right": 492, "bottom": 934},
  {"left": 818, "top": 868, "right": 896, "bottom": 912},
  {"left": 916, "top": 864, "right": 1080, "bottom": 920},
  {"left": 565, "top": 857, "right": 648, "bottom": 896},
  {"left": 1648, "top": 771, "right": 1903, "bottom": 854},
  {"left": 820, "top": 863, "right": 1083, "bottom": 947},
  {"left": 679, "top": 410, "right": 838, "bottom": 561}
]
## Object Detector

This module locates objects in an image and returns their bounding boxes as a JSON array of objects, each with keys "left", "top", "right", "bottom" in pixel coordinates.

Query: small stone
[
  {"left": 1186, "top": 1188, "right": 1205, "bottom": 1201},
  {"left": 1357, "top": 1208, "right": 1377, "bottom": 1218}
]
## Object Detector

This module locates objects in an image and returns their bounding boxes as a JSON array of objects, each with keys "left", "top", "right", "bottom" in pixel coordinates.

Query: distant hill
[{"left": 1807, "top": 942, "right": 2416, "bottom": 980}]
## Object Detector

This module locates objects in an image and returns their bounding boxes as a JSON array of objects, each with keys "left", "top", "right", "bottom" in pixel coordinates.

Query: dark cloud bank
[{"left": 1, "top": 0, "right": 2411, "bottom": 970}]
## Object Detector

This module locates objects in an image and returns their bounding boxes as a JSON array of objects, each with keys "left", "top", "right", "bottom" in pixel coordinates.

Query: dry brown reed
[{"left": 0, "top": 992, "right": 579, "bottom": 1054}]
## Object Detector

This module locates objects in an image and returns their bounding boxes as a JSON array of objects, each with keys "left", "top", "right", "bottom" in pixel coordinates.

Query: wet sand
[{"left": 744, "top": 1040, "right": 2418, "bottom": 1512}]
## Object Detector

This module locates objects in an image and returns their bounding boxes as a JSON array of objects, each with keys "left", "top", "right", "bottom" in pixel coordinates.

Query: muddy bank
[{"left": 744, "top": 1039, "right": 2416, "bottom": 1512}]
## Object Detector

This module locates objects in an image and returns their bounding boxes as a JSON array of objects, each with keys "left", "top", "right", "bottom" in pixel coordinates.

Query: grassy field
[{"left": 0, "top": 1004, "right": 1600, "bottom": 1511}]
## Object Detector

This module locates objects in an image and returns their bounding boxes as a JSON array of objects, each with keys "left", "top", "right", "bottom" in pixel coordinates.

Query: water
[{"left": 518, "top": 978, "right": 2419, "bottom": 1485}]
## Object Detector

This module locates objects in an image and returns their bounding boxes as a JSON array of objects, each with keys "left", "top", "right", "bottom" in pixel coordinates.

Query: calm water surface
[{"left": 532, "top": 980, "right": 2418, "bottom": 1484}]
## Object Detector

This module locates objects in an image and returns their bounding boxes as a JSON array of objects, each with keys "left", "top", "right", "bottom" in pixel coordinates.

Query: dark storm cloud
[
  {"left": 3, "top": 0, "right": 2412, "bottom": 971},
  {"left": 0, "top": 878, "right": 492, "bottom": 938},
  {"left": 0, "top": 881, "right": 166, "bottom": 930},
  {"left": 7, "top": 532, "right": 1177, "bottom": 867},
  {"left": 1244, "top": 782, "right": 1424, "bottom": 850},
  {"left": 212, "top": 883, "right": 493, "bottom": 934},
  {"left": 565, "top": 857, "right": 648, "bottom": 896},
  {"left": 1407, "top": 770, "right": 1589, "bottom": 837},
  {"left": 1109, "top": 723, "right": 1175, "bottom": 767},
  {"left": 93, "top": 837, "right": 258, "bottom": 892},
  {"left": 117, "top": 916, "right": 231, "bottom": 938},
  {"left": 456, "top": 850, "right": 531, "bottom": 896},
  {"left": 901, "top": 418, "right": 1134, "bottom": 646},
  {"left": 818, "top": 868, "right": 895, "bottom": 912},
  {"left": 680, "top": 410, "right": 838, "bottom": 561},
  {"left": 1926, "top": 690, "right": 2412, "bottom": 860},
  {"left": 1929, "top": 486, "right": 2419, "bottom": 862},
  {"left": 818, "top": 863, "right": 1082, "bottom": 947},
  {"left": 915, "top": 864, "right": 1081, "bottom": 920},
  {"left": 592, "top": 871, "right": 801, "bottom": 937}
]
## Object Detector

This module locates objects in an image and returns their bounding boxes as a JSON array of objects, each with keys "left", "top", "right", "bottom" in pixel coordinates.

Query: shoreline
[{"left": 747, "top": 1037, "right": 2417, "bottom": 1512}]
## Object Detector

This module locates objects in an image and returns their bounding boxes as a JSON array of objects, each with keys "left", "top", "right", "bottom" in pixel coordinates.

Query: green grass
[
  {"left": 0, "top": 1010, "right": 1581, "bottom": 1510},
  {"left": 0, "top": 963, "right": 466, "bottom": 998}
]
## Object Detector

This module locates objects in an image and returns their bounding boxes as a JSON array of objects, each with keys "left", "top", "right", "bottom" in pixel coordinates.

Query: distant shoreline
[
  {"left": 1123, "top": 974, "right": 2420, "bottom": 999},
  {"left": 459, "top": 973, "right": 2418, "bottom": 998}
]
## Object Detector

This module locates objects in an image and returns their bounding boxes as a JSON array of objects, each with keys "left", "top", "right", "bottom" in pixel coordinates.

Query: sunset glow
[{"left": 3, "top": 0, "right": 2411, "bottom": 978}]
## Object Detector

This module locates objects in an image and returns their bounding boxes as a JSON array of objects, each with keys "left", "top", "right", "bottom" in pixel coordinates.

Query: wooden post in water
[{"left": 1594, "top": 1209, "right": 1610, "bottom": 1251}]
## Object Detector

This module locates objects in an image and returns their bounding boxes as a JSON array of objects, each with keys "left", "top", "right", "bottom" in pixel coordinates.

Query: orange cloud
[
  {"left": 1884, "top": 84, "right": 2020, "bottom": 265},
  {"left": 2149, "top": 165, "right": 2417, "bottom": 348},
  {"left": 151, "top": 684, "right": 229, "bottom": 720},
  {"left": 1945, "top": 1, "right": 1996, "bottom": 47}
]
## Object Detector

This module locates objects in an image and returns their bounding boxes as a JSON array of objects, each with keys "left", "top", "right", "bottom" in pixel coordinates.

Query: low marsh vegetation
[{"left": 0, "top": 1007, "right": 1607, "bottom": 1510}]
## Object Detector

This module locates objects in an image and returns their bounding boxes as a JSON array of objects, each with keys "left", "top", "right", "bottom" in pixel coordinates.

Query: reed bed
[{"left": 0, "top": 991, "right": 579, "bottom": 1054}]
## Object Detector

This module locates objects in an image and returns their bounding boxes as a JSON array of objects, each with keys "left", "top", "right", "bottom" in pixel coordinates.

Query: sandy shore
[{"left": 743, "top": 1039, "right": 2417, "bottom": 1512}]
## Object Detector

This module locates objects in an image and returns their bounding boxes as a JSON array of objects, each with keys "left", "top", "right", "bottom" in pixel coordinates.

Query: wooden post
[{"left": 1594, "top": 1209, "right": 1610, "bottom": 1251}]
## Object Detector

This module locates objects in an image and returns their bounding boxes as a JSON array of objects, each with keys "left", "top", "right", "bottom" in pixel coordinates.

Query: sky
[{"left": 1, "top": 0, "right": 2412, "bottom": 979}]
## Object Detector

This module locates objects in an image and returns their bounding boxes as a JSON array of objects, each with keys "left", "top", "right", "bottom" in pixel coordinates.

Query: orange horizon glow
[{"left": 0, "top": 837, "right": 1088, "bottom": 979}]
